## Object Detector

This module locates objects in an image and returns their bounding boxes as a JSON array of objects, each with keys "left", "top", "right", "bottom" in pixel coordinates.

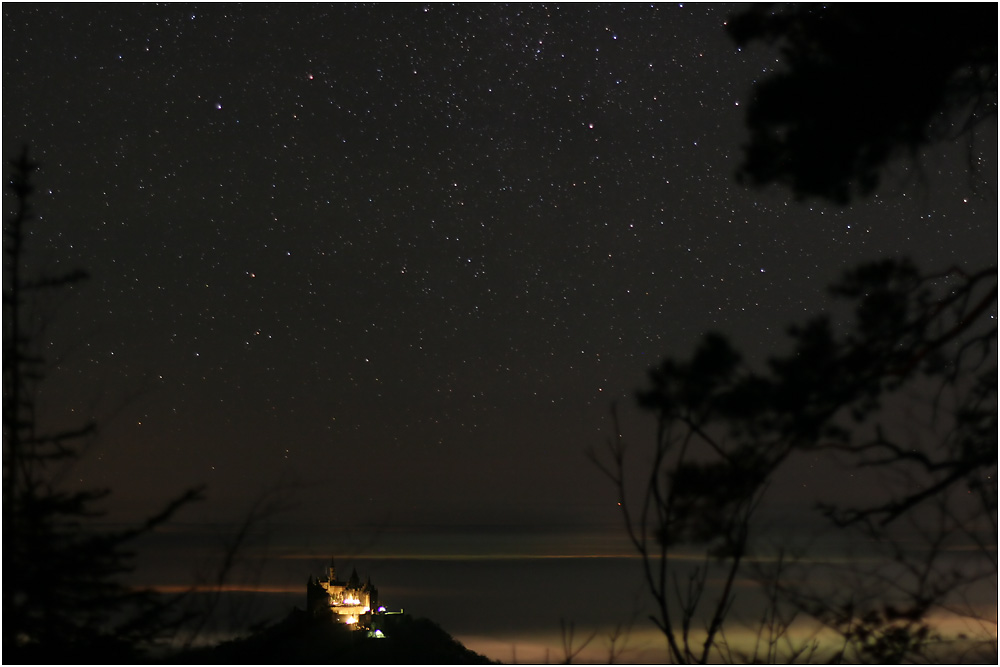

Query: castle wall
[{"left": 308, "top": 560, "right": 378, "bottom": 629}]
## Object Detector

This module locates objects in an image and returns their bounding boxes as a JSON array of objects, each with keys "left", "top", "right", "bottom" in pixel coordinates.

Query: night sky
[{"left": 3, "top": 1, "right": 996, "bottom": 630}]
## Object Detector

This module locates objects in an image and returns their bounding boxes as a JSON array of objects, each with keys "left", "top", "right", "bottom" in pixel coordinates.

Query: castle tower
[{"left": 364, "top": 574, "right": 379, "bottom": 611}]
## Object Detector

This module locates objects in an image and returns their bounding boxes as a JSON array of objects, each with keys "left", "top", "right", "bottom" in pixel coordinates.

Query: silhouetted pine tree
[{"left": 3, "top": 146, "right": 203, "bottom": 662}]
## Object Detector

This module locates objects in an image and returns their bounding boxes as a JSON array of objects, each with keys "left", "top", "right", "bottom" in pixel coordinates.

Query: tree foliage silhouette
[
  {"left": 3, "top": 147, "right": 204, "bottom": 662},
  {"left": 595, "top": 5, "right": 997, "bottom": 663},
  {"left": 727, "top": 3, "right": 997, "bottom": 202}
]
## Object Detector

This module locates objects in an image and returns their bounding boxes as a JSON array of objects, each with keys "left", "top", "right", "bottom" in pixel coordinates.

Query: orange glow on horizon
[{"left": 144, "top": 583, "right": 302, "bottom": 594}]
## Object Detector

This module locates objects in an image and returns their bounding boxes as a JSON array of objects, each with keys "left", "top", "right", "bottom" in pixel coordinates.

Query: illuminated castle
[{"left": 306, "top": 558, "right": 382, "bottom": 628}]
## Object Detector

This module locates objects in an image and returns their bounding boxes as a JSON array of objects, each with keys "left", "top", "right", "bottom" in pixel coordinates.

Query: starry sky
[{"left": 4, "top": 2, "right": 995, "bottom": 561}]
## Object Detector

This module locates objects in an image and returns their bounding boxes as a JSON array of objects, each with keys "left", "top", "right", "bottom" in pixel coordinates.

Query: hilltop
[{"left": 173, "top": 607, "right": 496, "bottom": 664}]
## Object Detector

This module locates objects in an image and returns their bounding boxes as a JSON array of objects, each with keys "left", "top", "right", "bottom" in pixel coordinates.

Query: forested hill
[{"left": 173, "top": 608, "right": 496, "bottom": 664}]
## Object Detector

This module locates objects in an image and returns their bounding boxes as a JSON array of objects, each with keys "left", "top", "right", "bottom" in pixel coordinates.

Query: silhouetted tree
[
  {"left": 595, "top": 258, "right": 995, "bottom": 662},
  {"left": 3, "top": 147, "right": 203, "bottom": 662},
  {"left": 728, "top": 3, "right": 997, "bottom": 202},
  {"left": 595, "top": 6, "right": 997, "bottom": 662},
  {"left": 591, "top": 350, "right": 769, "bottom": 664}
]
